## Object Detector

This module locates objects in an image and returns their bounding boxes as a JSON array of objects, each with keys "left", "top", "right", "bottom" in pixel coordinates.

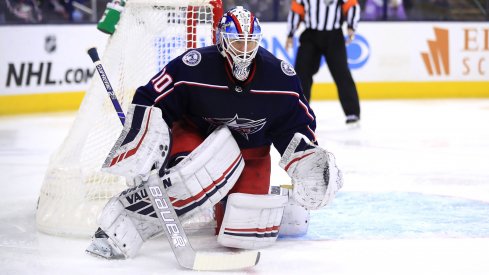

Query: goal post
[{"left": 36, "top": 0, "right": 223, "bottom": 237}]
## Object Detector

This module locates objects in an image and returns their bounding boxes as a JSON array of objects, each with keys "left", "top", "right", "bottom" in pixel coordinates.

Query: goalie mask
[{"left": 217, "top": 6, "right": 263, "bottom": 81}]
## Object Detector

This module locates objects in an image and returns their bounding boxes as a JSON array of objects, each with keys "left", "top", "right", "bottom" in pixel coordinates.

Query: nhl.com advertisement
[
  {"left": 0, "top": 22, "right": 488, "bottom": 98},
  {"left": 1, "top": 25, "right": 107, "bottom": 95}
]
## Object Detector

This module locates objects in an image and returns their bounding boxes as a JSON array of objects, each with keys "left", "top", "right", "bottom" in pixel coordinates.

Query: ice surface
[{"left": 1, "top": 100, "right": 489, "bottom": 275}]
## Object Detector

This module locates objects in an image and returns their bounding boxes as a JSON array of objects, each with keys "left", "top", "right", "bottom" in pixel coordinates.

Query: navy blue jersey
[{"left": 132, "top": 46, "right": 317, "bottom": 155}]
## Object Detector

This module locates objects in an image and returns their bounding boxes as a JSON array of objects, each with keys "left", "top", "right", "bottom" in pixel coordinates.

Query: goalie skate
[{"left": 85, "top": 228, "right": 125, "bottom": 260}]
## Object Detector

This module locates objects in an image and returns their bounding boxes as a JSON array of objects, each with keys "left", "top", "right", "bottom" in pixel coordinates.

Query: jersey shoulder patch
[
  {"left": 281, "top": 60, "right": 296, "bottom": 76},
  {"left": 182, "top": 50, "right": 201, "bottom": 66}
]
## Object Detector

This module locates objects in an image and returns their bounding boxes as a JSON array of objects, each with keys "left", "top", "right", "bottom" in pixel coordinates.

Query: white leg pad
[
  {"left": 279, "top": 196, "right": 310, "bottom": 236},
  {"left": 97, "top": 195, "right": 162, "bottom": 258},
  {"left": 163, "top": 126, "right": 244, "bottom": 218},
  {"left": 217, "top": 193, "right": 288, "bottom": 249},
  {"left": 97, "top": 197, "right": 144, "bottom": 258}
]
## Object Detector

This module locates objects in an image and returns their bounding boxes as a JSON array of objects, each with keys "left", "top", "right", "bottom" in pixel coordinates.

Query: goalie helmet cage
[{"left": 36, "top": 0, "right": 223, "bottom": 237}]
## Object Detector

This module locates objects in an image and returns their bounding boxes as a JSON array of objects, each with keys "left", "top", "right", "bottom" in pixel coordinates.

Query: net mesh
[{"left": 36, "top": 0, "right": 221, "bottom": 237}]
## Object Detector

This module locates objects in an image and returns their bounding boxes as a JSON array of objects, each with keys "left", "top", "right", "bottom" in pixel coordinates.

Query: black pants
[{"left": 295, "top": 29, "right": 360, "bottom": 118}]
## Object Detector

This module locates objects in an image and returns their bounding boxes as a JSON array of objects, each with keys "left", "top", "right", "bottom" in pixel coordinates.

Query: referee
[{"left": 286, "top": 0, "right": 361, "bottom": 124}]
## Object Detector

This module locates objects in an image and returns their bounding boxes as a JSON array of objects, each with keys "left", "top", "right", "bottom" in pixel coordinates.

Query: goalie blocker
[{"left": 101, "top": 104, "right": 171, "bottom": 180}]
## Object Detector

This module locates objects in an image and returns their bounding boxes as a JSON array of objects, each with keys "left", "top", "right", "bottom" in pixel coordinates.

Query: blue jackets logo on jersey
[
  {"left": 204, "top": 114, "right": 266, "bottom": 140},
  {"left": 182, "top": 50, "right": 202, "bottom": 66},
  {"left": 281, "top": 60, "right": 296, "bottom": 76}
]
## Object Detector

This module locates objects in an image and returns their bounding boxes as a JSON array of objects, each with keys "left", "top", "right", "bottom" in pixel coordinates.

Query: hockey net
[{"left": 36, "top": 0, "right": 223, "bottom": 237}]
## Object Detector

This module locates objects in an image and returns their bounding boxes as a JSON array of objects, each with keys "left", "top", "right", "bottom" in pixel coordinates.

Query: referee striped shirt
[{"left": 287, "top": 0, "right": 361, "bottom": 37}]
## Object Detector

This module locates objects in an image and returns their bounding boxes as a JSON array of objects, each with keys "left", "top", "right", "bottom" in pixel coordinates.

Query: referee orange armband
[
  {"left": 290, "top": 0, "right": 305, "bottom": 19},
  {"left": 342, "top": 0, "right": 358, "bottom": 15}
]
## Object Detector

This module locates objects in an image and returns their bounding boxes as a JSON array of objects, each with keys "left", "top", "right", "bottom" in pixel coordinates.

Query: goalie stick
[
  {"left": 86, "top": 47, "right": 260, "bottom": 271},
  {"left": 87, "top": 47, "right": 125, "bottom": 125}
]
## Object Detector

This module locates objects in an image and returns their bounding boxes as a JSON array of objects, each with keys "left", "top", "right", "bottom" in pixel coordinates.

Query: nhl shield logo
[
  {"left": 182, "top": 50, "right": 201, "bottom": 66},
  {"left": 45, "top": 35, "right": 57, "bottom": 54},
  {"left": 281, "top": 61, "right": 296, "bottom": 76}
]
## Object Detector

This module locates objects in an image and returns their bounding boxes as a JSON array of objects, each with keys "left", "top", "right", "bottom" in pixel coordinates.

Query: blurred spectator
[
  {"left": 3, "top": 0, "right": 43, "bottom": 23},
  {"left": 405, "top": 0, "right": 451, "bottom": 20},
  {"left": 363, "top": 0, "right": 407, "bottom": 20},
  {"left": 1, "top": 0, "right": 485, "bottom": 24},
  {"left": 223, "top": 0, "right": 276, "bottom": 20},
  {"left": 0, "top": 0, "right": 92, "bottom": 24},
  {"left": 54, "top": 0, "right": 92, "bottom": 22},
  {"left": 70, "top": 0, "right": 88, "bottom": 22},
  {"left": 45, "top": 0, "right": 70, "bottom": 21}
]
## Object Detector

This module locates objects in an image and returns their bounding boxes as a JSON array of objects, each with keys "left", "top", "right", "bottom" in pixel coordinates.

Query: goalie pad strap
[
  {"left": 164, "top": 126, "right": 244, "bottom": 218},
  {"left": 280, "top": 194, "right": 310, "bottom": 236},
  {"left": 217, "top": 193, "right": 288, "bottom": 249}
]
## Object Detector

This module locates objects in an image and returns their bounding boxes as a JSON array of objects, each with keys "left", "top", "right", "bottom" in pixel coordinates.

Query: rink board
[{"left": 1, "top": 22, "right": 489, "bottom": 114}]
